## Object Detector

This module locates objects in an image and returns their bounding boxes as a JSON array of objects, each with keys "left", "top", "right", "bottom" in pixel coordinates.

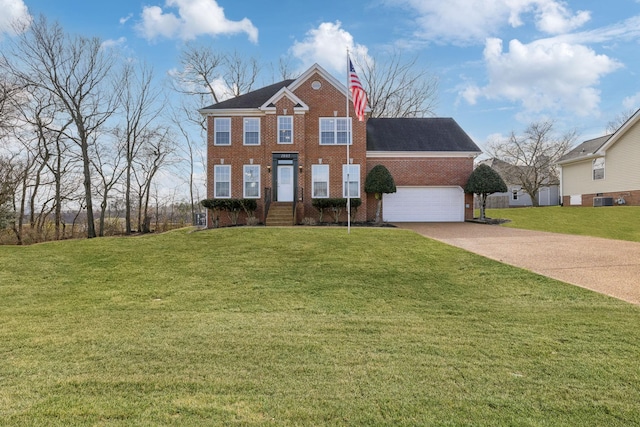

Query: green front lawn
[
  {"left": 1, "top": 227, "right": 640, "bottom": 425},
  {"left": 486, "top": 206, "right": 640, "bottom": 242}
]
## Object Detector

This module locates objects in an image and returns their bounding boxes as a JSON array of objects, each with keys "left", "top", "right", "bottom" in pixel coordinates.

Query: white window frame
[
  {"left": 278, "top": 116, "right": 293, "bottom": 144},
  {"left": 214, "top": 118, "right": 231, "bottom": 146},
  {"left": 342, "top": 164, "right": 360, "bottom": 198},
  {"left": 319, "top": 118, "right": 352, "bottom": 145},
  {"left": 243, "top": 117, "right": 260, "bottom": 146},
  {"left": 243, "top": 165, "right": 261, "bottom": 198},
  {"left": 214, "top": 165, "right": 231, "bottom": 198},
  {"left": 593, "top": 158, "right": 605, "bottom": 180},
  {"left": 312, "top": 165, "right": 330, "bottom": 198}
]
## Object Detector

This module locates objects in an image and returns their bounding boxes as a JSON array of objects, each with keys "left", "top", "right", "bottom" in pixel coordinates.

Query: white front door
[{"left": 277, "top": 165, "right": 294, "bottom": 202}]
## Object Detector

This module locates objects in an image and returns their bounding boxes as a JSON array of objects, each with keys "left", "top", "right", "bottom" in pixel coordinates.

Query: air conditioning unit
[{"left": 593, "top": 197, "right": 613, "bottom": 207}]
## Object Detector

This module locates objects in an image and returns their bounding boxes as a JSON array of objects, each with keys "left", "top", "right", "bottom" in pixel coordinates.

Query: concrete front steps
[{"left": 266, "top": 202, "right": 295, "bottom": 226}]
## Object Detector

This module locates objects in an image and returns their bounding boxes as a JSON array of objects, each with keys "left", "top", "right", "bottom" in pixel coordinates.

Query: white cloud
[
  {"left": 461, "top": 37, "right": 622, "bottom": 116},
  {"left": 533, "top": 1, "right": 590, "bottom": 34},
  {"left": 385, "top": 0, "right": 590, "bottom": 45},
  {"left": 136, "top": 0, "right": 258, "bottom": 43},
  {"left": 0, "top": 0, "right": 31, "bottom": 37},
  {"left": 119, "top": 14, "right": 133, "bottom": 25},
  {"left": 290, "top": 21, "right": 371, "bottom": 75},
  {"left": 623, "top": 94, "right": 640, "bottom": 110},
  {"left": 101, "top": 37, "right": 127, "bottom": 50}
]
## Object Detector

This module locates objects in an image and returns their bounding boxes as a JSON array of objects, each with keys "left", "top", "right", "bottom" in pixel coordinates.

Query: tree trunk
[
  {"left": 375, "top": 193, "right": 382, "bottom": 224},
  {"left": 480, "top": 194, "right": 487, "bottom": 220},
  {"left": 125, "top": 157, "right": 132, "bottom": 234},
  {"left": 80, "top": 137, "right": 97, "bottom": 238}
]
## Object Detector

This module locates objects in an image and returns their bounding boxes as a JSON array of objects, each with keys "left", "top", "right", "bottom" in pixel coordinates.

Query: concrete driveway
[{"left": 396, "top": 222, "right": 640, "bottom": 305}]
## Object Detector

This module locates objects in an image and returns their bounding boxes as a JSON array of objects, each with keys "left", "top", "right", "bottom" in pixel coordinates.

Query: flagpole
[{"left": 346, "top": 48, "right": 351, "bottom": 234}]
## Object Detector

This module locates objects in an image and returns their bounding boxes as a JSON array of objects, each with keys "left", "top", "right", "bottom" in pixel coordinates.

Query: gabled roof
[
  {"left": 366, "top": 118, "right": 481, "bottom": 153},
  {"left": 259, "top": 86, "right": 309, "bottom": 113},
  {"left": 558, "top": 107, "right": 640, "bottom": 165},
  {"left": 200, "top": 79, "right": 295, "bottom": 111},
  {"left": 557, "top": 135, "right": 611, "bottom": 164},
  {"left": 199, "top": 63, "right": 368, "bottom": 115}
]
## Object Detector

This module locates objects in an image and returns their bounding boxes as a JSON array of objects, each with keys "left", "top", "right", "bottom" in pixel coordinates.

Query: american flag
[{"left": 348, "top": 57, "right": 367, "bottom": 122}]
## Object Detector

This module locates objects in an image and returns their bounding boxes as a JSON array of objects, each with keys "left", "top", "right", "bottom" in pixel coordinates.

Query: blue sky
[{"left": 3, "top": 0, "right": 640, "bottom": 151}]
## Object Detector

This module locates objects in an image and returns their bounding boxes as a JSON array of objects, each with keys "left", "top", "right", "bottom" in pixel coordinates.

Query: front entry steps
[{"left": 266, "top": 202, "right": 295, "bottom": 226}]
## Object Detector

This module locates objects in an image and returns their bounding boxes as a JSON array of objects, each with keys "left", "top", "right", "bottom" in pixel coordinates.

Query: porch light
[{"left": 267, "top": 165, "right": 271, "bottom": 173}]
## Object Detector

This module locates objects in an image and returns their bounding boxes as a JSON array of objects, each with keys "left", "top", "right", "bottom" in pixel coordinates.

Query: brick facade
[
  {"left": 365, "top": 157, "right": 476, "bottom": 220},
  {"left": 203, "top": 64, "right": 478, "bottom": 226},
  {"left": 562, "top": 189, "right": 640, "bottom": 207},
  {"left": 206, "top": 71, "right": 368, "bottom": 226}
]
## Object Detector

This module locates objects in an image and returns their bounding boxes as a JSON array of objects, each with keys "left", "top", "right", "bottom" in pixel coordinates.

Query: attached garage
[{"left": 383, "top": 186, "right": 465, "bottom": 222}]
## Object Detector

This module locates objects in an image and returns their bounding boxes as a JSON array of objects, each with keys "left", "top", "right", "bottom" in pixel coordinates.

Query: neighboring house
[
  {"left": 199, "top": 63, "right": 481, "bottom": 226},
  {"left": 477, "top": 158, "right": 560, "bottom": 208},
  {"left": 558, "top": 109, "right": 640, "bottom": 207}
]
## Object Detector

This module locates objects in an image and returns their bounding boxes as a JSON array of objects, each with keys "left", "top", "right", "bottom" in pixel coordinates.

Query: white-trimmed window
[
  {"left": 312, "top": 165, "right": 330, "bottom": 198},
  {"left": 214, "top": 165, "right": 231, "bottom": 198},
  {"left": 320, "top": 118, "right": 351, "bottom": 145},
  {"left": 214, "top": 118, "right": 231, "bottom": 145},
  {"left": 342, "top": 164, "right": 360, "bottom": 198},
  {"left": 243, "top": 165, "right": 260, "bottom": 198},
  {"left": 244, "top": 118, "right": 260, "bottom": 145},
  {"left": 278, "top": 116, "right": 293, "bottom": 144},
  {"left": 593, "top": 158, "right": 605, "bottom": 180}
]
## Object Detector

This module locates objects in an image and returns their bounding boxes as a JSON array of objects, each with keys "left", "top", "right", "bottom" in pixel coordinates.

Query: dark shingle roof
[
  {"left": 558, "top": 134, "right": 611, "bottom": 163},
  {"left": 201, "top": 79, "right": 295, "bottom": 110},
  {"left": 366, "top": 118, "right": 481, "bottom": 152}
]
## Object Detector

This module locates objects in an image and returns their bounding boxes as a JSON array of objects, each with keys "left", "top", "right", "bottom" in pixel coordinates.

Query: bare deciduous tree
[
  {"left": 173, "top": 44, "right": 226, "bottom": 104},
  {"left": 133, "top": 127, "right": 173, "bottom": 233},
  {"left": 173, "top": 44, "right": 260, "bottom": 104},
  {"left": 90, "top": 132, "right": 125, "bottom": 237},
  {"left": 486, "top": 121, "right": 577, "bottom": 207},
  {"left": 116, "top": 62, "right": 164, "bottom": 234},
  {"left": 355, "top": 51, "right": 439, "bottom": 118},
  {"left": 224, "top": 50, "right": 258, "bottom": 97},
  {"left": 606, "top": 108, "right": 637, "bottom": 134},
  {"left": 170, "top": 103, "right": 206, "bottom": 225},
  {"left": 4, "top": 15, "right": 120, "bottom": 238}
]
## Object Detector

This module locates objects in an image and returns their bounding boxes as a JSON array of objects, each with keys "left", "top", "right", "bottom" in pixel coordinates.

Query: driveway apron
[{"left": 396, "top": 222, "right": 640, "bottom": 305}]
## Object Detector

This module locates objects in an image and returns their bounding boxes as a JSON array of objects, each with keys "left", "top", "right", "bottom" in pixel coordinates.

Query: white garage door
[{"left": 383, "top": 186, "right": 465, "bottom": 222}]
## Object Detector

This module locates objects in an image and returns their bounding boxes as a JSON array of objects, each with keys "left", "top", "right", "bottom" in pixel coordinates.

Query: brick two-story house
[{"left": 199, "top": 63, "right": 481, "bottom": 226}]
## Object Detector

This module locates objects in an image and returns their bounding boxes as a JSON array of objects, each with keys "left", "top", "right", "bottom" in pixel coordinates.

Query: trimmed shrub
[
  {"left": 201, "top": 198, "right": 258, "bottom": 226},
  {"left": 312, "top": 198, "right": 361, "bottom": 223}
]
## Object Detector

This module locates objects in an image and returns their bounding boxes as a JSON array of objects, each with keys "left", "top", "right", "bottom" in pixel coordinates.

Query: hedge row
[
  {"left": 311, "top": 198, "right": 361, "bottom": 223},
  {"left": 201, "top": 198, "right": 257, "bottom": 212},
  {"left": 201, "top": 198, "right": 258, "bottom": 226}
]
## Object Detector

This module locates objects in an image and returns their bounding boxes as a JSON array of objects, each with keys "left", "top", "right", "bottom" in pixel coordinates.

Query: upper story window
[
  {"left": 214, "top": 165, "right": 231, "bottom": 198},
  {"left": 320, "top": 118, "right": 351, "bottom": 145},
  {"left": 214, "top": 118, "right": 231, "bottom": 145},
  {"left": 342, "top": 164, "right": 360, "bottom": 198},
  {"left": 244, "top": 118, "right": 260, "bottom": 145},
  {"left": 312, "top": 164, "right": 330, "bottom": 198},
  {"left": 593, "top": 158, "right": 605, "bottom": 180},
  {"left": 243, "top": 165, "right": 260, "bottom": 198},
  {"left": 278, "top": 116, "right": 293, "bottom": 144}
]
